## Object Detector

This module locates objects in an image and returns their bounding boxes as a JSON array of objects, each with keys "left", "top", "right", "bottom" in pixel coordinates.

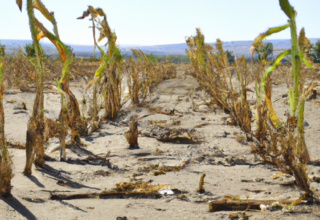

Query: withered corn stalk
[
  {"left": 0, "top": 63, "right": 14, "bottom": 197},
  {"left": 126, "top": 50, "right": 177, "bottom": 105},
  {"left": 250, "top": 0, "right": 313, "bottom": 200},
  {"left": 186, "top": 0, "right": 315, "bottom": 206},
  {"left": 18, "top": 0, "right": 46, "bottom": 175},
  {"left": 78, "top": 6, "right": 125, "bottom": 121},
  {"left": 186, "top": 29, "right": 252, "bottom": 133},
  {"left": 19, "top": 0, "right": 85, "bottom": 167}
]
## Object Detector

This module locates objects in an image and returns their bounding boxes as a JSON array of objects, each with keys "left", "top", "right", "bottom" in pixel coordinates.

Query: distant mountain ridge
[{"left": 1, "top": 38, "right": 319, "bottom": 58}]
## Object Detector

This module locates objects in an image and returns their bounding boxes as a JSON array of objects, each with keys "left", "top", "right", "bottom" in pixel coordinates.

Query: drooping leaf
[
  {"left": 85, "top": 77, "right": 96, "bottom": 91},
  {"left": 97, "top": 31, "right": 106, "bottom": 42},
  {"left": 92, "top": 7, "right": 106, "bottom": 17},
  {"left": 33, "top": 18, "right": 68, "bottom": 60},
  {"left": 96, "top": 44, "right": 109, "bottom": 63},
  {"left": 263, "top": 71, "right": 282, "bottom": 129},
  {"left": 252, "top": 23, "right": 290, "bottom": 47},
  {"left": 60, "top": 53, "right": 73, "bottom": 82},
  {"left": 265, "top": 94, "right": 282, "bottom": 129},
  {"left": 33, "top": 0, "right": 56, "bottom": 25},
  {"left": 279, "top": 0, "right": 295, "bottom": 19},
  {"left": 77, "top": 9, "right": 90, "bottom": 19},
  {"left": 303, "top": 58, "right": 314, "bottom": 69},
  {"left": 94, "top": 63, "right": 107, "bottom": 77},
  {"left": 16, "top": 0, "right": 23, "bottom": 11},
  {"left": 87, "top": 6, "right": 106, "bottom": 19},
  {"left": 260, "top": 49, "right": 291, "bottom": 91}
]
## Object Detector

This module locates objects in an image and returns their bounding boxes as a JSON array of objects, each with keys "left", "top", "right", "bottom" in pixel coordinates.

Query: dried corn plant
[
  {"left": 186, "top": 0, "right": 317, "bottom": 206},
  {"left": 125, "top": 50, "right": 177, "bottom": 105},
  {"left": 35, "top": 2, "right": 87, "bottom": 158},
  {"left": 186, "top": 29, "right": 253, "bottom": 133},
  {"left": 2, "top": 48, "right": 37, "bottom": 87},
  {"left": 17, "top": 0, "right": 47, "bottom": 174},
  {"left": 249, "top": 0, "right": 315, "bottom": 203},
  {"left": 0, "top": 63, "right": 14, "bottom": 197},
  {"left": 78, "top": 6, "right": 125, "bottom": 121},
  {"left": 2, "top": 54, "right": 104, "bottom": 89},
  {"left": 18, "top": 0, "right": 85, "bottom": 169}
]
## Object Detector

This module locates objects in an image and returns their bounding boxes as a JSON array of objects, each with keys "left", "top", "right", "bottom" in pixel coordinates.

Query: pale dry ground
[{"left": 1, "top": 67, "right": 320, "bottom": 220}]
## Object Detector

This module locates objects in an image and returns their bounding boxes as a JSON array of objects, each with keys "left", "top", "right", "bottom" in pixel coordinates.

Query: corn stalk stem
[
  {"left": 60, "top": 94, "right": 66, "bottom": 160},
  {"left": 23, "top": 0, "right": 45, "bottom": 174},
  {"left": 27, "top": 0, "right": 44, "bottom": 117},
  {"left": 289, "top": 17, "right": 300, "bottom": 117},
  {"left": 0, "top": 63, "right": 13, "bottom": 197}
]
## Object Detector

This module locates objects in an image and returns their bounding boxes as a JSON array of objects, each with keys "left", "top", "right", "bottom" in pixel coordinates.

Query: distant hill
[{"left": 1, "top": 38, "right": 319, "bottom": 58}]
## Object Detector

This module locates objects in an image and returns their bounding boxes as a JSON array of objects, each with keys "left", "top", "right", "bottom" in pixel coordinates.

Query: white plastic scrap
[
  {"left": 158, "top": 186, "right": 174, "bottom": 195},
  {"left": 260, "top": 204, "right": 271, "bottom": 211}
]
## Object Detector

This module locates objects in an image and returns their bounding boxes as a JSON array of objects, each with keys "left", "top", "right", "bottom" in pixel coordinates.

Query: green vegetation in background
[
  {"left": 226, "top": 50, "right": 235, "bottom": 63},
  {"left": 152, "top": 54, "right": 190, "bottom": 64},
  {"left": 308, "top": 39, "right": 320, "bottom": 63},
  {"left": 254, "top": 42, "right": 273, "bottom": 62},
  {"left": 24, "top": 43, "right": 45, "bottom": 57},
  {"left": 24, "top": 43, "right": 36, "bottom": 57},
  {"left": 0, "top": 42, "right": 5, "bottom": 57}
]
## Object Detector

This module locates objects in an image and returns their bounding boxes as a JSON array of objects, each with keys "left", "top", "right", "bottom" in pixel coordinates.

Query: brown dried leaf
[
  {"left": 77, "top": 9, "right": 90, "bottom": 19},
  {"left": 16, "top": 0, "right": 22, "bottom": 11}
]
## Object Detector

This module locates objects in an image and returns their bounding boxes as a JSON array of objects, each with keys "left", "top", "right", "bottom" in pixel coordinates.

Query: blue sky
[{"left": 1, "top": 0, "right": 320, "bottom": 46}]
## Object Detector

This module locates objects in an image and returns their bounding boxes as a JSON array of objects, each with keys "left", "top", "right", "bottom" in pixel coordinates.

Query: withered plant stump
[{"left": 125, "top": 121, "right": 138, "bottom": 149}]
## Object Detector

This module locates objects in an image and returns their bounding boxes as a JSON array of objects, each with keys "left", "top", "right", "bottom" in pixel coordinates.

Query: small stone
[
  {"left": 255, "top": 177, "right": 264, "bottom": 182},
  {"left": 313, "top": 176, "right": 320, "bottom": 183},
  {"left": 158, "top": 162, "right": 165, "bottom": 169},
  {"left": 303, "top": 121, "right": 309, "bottom": 127},
  {"left": 201, "top": 117, "right": 206, "bottom": 120},
  {"left": 241, "top": 179, "right": 253, "bottom": 183},
  {"left": 225, "top": 156, "right": 235, "bottom": 166},
  {"left": 216, "top": 161, "right": 224, "bottom": 165}
]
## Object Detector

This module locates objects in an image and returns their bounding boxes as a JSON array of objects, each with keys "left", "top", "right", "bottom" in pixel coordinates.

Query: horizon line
[{"left": 2, "top": 38, "right": 320, "bottom": 47}]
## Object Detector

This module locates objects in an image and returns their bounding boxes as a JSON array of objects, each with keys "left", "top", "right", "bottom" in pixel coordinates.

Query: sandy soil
[{"left": 1, "top": 67, "right": 320, "bottom": 220}]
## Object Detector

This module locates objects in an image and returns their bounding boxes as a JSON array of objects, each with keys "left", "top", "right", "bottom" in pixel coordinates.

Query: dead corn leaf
[
  {"left": 271, "top": 173, "right": 283, "bottom": 179},
  {"left": 194, "top": 122, "right": 211, "bottom": 128}
]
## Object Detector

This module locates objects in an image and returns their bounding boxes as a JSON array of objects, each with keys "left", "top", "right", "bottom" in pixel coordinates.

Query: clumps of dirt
[
  {"left": 140, "top": 124, "right": 204, "bottom": 144},
  {"left": 93, "top": 170, "right": 112, "bottom": 177},
  {"left": 138, "top": 164, "right": 182, "bottom": 176}
]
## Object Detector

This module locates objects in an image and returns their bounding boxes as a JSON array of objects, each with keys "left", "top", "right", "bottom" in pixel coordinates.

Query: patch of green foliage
[
  {"left": 24, "top": 43, "right": 46, "bottom": 57},
  {"left": 308, "top": 39, "right": 320, "bottom": 63},
  {"left": 153, "top": 54, "right": 190, "bottom": 64},
  {"left": 226, "top": 50, "right": 235, "bottom": 63},
  {"left": 24, "top": 43, "right": 36, "bottom": 57},
  {"left": 254, "top": 42, "right": 273, "bottom": 62},
  {"left": 0, "top": 42, "right": 5, "bottom": 57}
]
